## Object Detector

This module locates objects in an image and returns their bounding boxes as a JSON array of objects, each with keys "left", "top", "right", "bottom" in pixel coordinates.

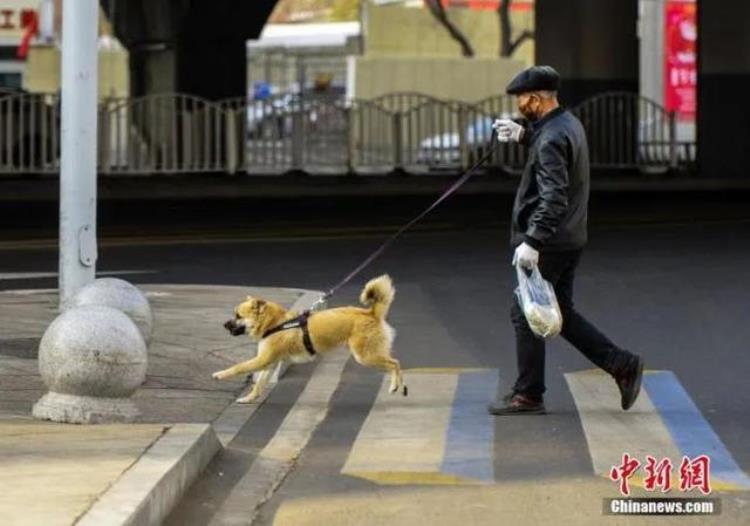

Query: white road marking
[
  {"left": 565, "top": 369, "right": 681, "bottom": 481},
  {"left": 565, "top": 369, "right": 750, "bottom": 491},
  {"left": 342, "top": 373, "right": 458, "bottom": 483},
  {"left": 208, "top": 351, "right": 349, "bottom": 526}
]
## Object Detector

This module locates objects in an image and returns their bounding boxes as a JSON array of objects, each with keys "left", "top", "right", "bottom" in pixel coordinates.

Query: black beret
[{"left": 505, "top": 65, "right": 560, "bottom": 95}]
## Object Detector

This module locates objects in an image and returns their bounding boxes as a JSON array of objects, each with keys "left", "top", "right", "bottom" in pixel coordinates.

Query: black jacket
[{"left": 511, "top": 107, "right": 590, "bottom": 252}]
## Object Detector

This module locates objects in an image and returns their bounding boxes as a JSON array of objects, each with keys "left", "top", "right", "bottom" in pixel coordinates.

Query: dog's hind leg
[
  {"left": 352, "top": 350, "right": 404, "bottom": 394},
  {"left": 349, "top": 333, "right": 407, "bottom": 396},
  {"left": 382, "top": 357, "right": 407, "bottom": 395},
  {"left": 212, "top": 350, "right": 276, "bottom": 381},
  {"left": 396, "top": 366, "right": 407, "bottom": 396},
  {"left": 386, "top": 358, "right": 407, "bottom": 395}
]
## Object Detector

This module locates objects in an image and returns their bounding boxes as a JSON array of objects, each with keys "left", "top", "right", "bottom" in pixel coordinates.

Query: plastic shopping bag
[{"left": 514, "top": 264, "right": 563, "bottom": 339}]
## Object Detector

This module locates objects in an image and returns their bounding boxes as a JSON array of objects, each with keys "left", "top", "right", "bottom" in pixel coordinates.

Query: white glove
[
  {"left": 512, "top": 242, "right": 539, "bottom": 268},
  {"left": 493, "top": 118, "right": 524, "bottom": 143}
]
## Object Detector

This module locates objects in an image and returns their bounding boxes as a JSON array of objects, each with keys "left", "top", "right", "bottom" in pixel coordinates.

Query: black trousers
[{"left": 510, "top": 249, "right": 632, "bottom": 401}]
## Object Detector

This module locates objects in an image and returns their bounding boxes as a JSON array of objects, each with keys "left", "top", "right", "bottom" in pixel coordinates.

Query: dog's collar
[{"left": 261, "top": 310, "right": 317, "bottom": 356}]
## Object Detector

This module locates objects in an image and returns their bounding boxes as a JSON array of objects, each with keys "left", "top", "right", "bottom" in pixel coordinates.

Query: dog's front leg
[
  {"left": 212, "top": 351, "right": 275, "bottom": 381},
  {"left": 237, "top": 366, "right": 272, "bottom": 403}
]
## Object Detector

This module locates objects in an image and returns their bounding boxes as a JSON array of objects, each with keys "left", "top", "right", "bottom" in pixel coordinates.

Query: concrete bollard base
[
  {"left": 33, "top": 305, "right": 147, "bottom": 424},
  {"left": 33, "top": 392, "right": 140, "bottom": 424}
]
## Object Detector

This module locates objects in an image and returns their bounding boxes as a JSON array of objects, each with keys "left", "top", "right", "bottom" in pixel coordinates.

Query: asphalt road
[{"left": 2, "top": 193, "right": 749, "bottom": 524}]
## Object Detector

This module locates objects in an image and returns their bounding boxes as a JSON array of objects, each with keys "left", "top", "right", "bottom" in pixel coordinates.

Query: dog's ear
[{"left": 254, "top": 299, "right": 267, "bottom": 313}]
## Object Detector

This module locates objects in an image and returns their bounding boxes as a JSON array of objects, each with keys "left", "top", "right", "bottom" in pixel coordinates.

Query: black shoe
[
  {"left": 488, "top": 393, "right": 546, "bottom": 415},
  {"left": 615, "top": 354, "right": 644, "bottom": 411}
]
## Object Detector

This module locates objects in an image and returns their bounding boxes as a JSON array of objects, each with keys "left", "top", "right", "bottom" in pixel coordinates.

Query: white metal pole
[
  {"left": 38, "top": 0, "right": 55, "bottom": 43},
  {"left": 638, "top": 0, "right": 665, "bottom": 106},
  {"left": 59, "top": 0, "right": 99, "bottom": 309}
]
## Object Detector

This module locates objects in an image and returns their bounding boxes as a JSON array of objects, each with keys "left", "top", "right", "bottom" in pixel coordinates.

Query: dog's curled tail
[{"left": 360, "top": 274, "right": 395, "bottom": 320}]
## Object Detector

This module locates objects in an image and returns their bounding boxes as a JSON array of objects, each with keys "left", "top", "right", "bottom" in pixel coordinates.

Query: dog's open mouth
[{"left": 224, "top": 319, "right": 247, "bottom": 336}]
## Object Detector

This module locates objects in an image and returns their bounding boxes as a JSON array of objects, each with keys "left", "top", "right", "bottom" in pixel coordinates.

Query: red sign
[
  {"left": 0, "top": 8, "right": 36, "bottom": 31},
  {"left": 664, "top": 1, "right": 697, "bottom": 121}
]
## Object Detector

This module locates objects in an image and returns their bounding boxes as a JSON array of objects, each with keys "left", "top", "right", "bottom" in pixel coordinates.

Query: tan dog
[{"left": 212, "top": 275, "right": 406, "bottom": 403}]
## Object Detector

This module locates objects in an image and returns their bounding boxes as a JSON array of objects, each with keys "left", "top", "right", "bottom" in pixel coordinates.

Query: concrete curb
[
  {"left": 75, "top": 288, "right": 323, "bottom": 525},
  {"left": 208, "top": 351, "right": 350, "bottom": 526},
  {"left": 76, "top": 424, "right": 221, "bottom": 526}
]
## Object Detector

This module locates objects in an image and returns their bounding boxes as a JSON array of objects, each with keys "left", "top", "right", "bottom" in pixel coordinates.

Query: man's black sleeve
[
  {"left": 524, "top": 136, "right": 569, "bottom": 250},
  {"left": 516, "top": 119, "right": 532, "bottom": 146}
]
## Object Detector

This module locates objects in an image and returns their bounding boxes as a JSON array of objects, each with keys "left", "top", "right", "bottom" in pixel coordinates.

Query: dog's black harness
[{"left": 261, "top": 310, "right": 317, "bottom": 356}]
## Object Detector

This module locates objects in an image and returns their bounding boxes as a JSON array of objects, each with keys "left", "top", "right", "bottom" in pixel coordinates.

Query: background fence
[{"left": 0, "top": 90, "right": 695, "bottom": 176}]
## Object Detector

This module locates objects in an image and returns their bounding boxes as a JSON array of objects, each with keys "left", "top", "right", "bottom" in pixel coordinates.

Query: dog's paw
[
  {"left": 389, "top": 384, "right": 398, "bottom": 394},
  {"left": 236, "top": 393, "right": 259, "bottom": 404},
  {"left": 212, "top": 370, "right": 229, "bottom": 381}
]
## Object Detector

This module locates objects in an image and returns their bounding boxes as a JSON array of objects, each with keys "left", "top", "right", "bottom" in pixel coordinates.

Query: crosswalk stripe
[
  {"left": 566, "top": 369, "right": 750, "bottom": 492},
  {"left": 441, "top": 370, "right": 497, "bottom": 483},
  {"left": 565, "top": 369, "right": 682, "bottom": 483},
  {"left": 342, "top": 372, "right": 459, "bottom": 484},
  {"left": 208, "top": 352, "right": 349, "bottom": 526},
  {"left": 643, "top": 371, "right": 750, "bottom": 490},
  {"left": 342, "top": 369, "right": 498, "bottom": 485}
]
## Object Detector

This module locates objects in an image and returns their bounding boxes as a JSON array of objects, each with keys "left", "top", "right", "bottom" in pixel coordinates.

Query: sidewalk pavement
[{"left": 0, "top": 284, "right": 320, "bottom": 526}]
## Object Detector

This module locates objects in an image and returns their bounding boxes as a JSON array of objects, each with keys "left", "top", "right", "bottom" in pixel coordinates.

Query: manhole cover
[{"left": 0, "top": 338, "right": 40, "bottom": 359}]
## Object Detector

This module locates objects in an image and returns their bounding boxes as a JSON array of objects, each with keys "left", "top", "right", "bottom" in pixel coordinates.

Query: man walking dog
[{"left": 488, "top": 65, "right": 644, "bottom": 416}]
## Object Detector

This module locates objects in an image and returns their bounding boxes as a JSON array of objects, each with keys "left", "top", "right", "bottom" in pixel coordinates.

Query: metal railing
[
  {"left": 100, "top": 94, "right": 228, "bottom": 174},
  {"left": 571, "top": 92, "right": 693, "bottom": 169},
  {"left": 0, "top": 91, "right": 59, "bottom": 173},
  {"left": 0, "top": 91, "right": 696, "bottom": 176},
  {"left": 349, "top": 100, "right": 396, "bottom": 171}
]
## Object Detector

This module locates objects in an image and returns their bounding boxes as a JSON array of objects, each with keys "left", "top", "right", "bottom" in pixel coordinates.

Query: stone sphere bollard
[
  {"left": 32, "top": 305, "right": 148, "bottom": 424},
  {"left": 71, "top": 278, "right": 154, "bottom": 346}
]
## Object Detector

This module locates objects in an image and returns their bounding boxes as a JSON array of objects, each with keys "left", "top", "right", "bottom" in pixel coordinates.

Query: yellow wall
[
  {"left": 16, "top": 3, "right": 127, "bottom": 96},
  {"left": 365, "top": 3, "right": 534, "bottom": 67},
  {"left": 352, "top": 56, "right": 524, "bottom": 102},
  {"left": 22, "top": 46, "right": 129, "bottom": 98}
]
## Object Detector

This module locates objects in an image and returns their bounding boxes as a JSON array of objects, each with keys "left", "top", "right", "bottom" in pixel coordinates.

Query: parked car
[{"left": 246, "top": 91, "right": 344, "bottom": 139}]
